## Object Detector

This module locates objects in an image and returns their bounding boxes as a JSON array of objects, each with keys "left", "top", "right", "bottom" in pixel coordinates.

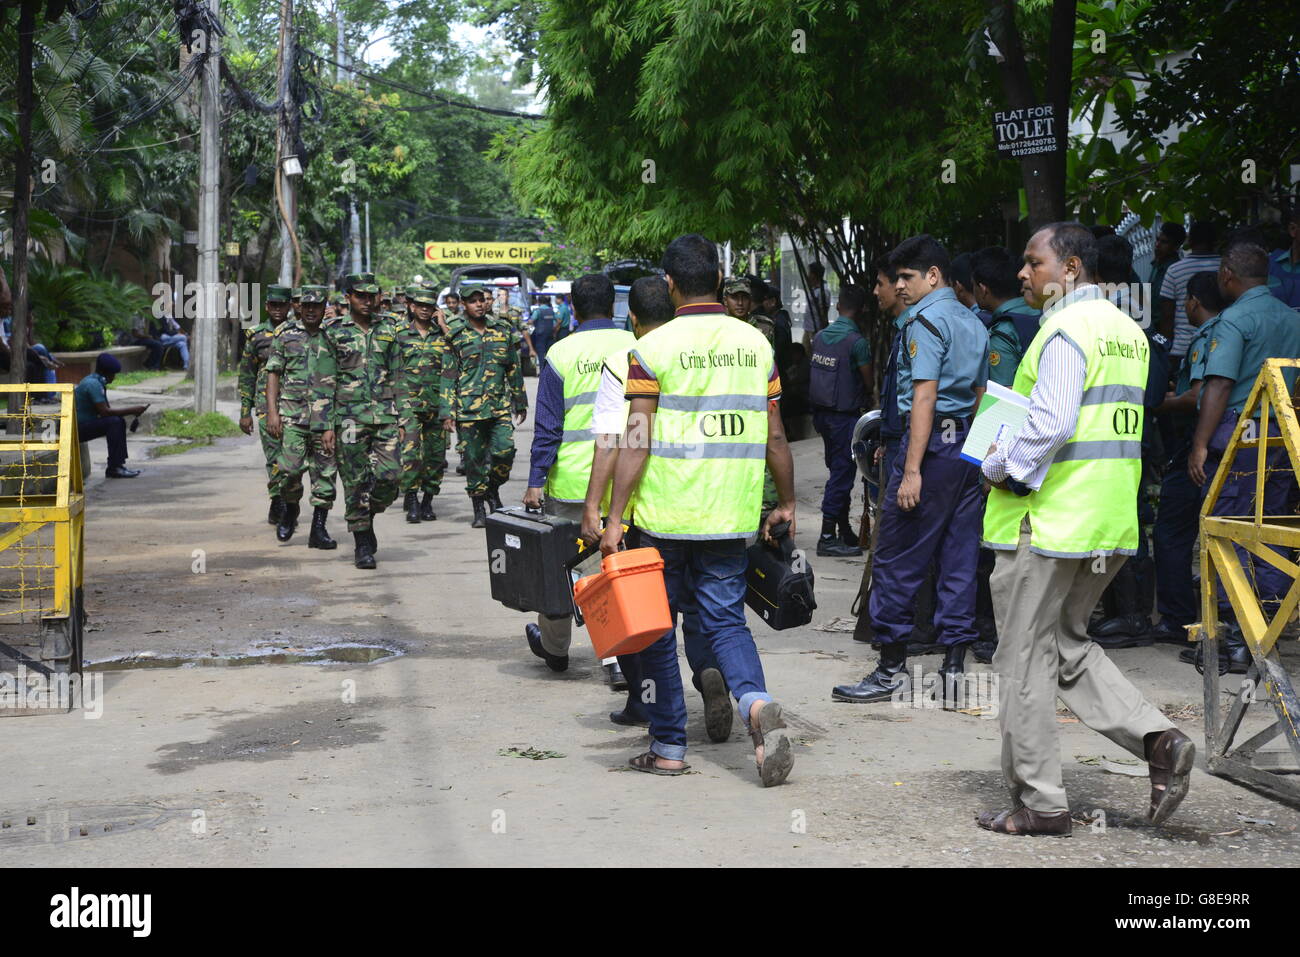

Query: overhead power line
[{"left": 301, "top": 48, "right": 545, "bottom": 121}]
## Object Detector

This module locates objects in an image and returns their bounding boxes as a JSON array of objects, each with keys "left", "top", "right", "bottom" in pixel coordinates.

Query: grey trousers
[
  {"left": 538, "top": 498, "right": 586, "bottom": 657},
  {"left": 991, "top": 518, "right": 1174, "bottom": 813}
]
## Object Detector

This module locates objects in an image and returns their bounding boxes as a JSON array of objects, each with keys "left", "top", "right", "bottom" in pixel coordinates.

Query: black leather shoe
[
  {"left": 939, "top": 643, "right": 967, "bottom": 710},
  {"left": 276, "top": 502, "right": 300, "bottom": 542},
  {"left": 1090, "top": 626, "right": 1154, "bottom": 650},
  {"left": 419, "top": 492, "right": 436, "bottom": 521},
  {"left": 1089, "top": 613, "right": 1150, "bottom": 639},
  {"left": 353, "top": 531, "right": 376, "bottom": 569},
  {"left": 1148, "top": 619, "right": 1189, "bottom": 645},
  {"left": 308, "top": 507, "right": 337, "bottom": 549},
  {"left": 605, "top": 660, "right": 628, "bottom": 691},
  {"left": 609, "top": 708, "right": 649, "bottom": 727},
  {"left": 972, "top": 639, "right": 996, "bottom": 664},
  {"left": 471, "top": 496, "right": 488, "bottom": 528},
  {"left": 832, "top": 643, "right": 908, "bottom": 703},
  {"left": 404, "top": 491, "right": 421, "bottom": 523},
  {"left": 525, "top": 623, "right": 568, "bottom": 672},
  {"left": 699, "top": 667, "right": 733, "bottom": 742},
  {"left": 816, "top": 534, "right": 863, "bottom": 557},
  {"left": 267, "top": 496, "right": 284, "bottom": 525},
  {"left": 106, "top": 466, "right": 141, "bottom": 478},
  {"left": 1225, "top": 643, "right": 1251, "bottom": 674},
  {"left": 1180, "top": 644, "right": 1231, "bottom": 675}
]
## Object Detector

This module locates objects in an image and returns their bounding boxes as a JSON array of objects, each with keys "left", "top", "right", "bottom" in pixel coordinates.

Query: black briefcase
[
  {"left": 485, "top": 507, "right": 581, "bottom": 618},
  {"left": 745, "top": 525, "right": 816, "bottom": 630}
]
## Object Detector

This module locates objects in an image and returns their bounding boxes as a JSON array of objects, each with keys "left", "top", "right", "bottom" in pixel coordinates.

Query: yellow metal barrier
[
  {"left": 0, "top": 385, "right": 85, "bottom": 714},
  {"left": 1196, "top": 358, "right": 1300, "bottom": 795}
]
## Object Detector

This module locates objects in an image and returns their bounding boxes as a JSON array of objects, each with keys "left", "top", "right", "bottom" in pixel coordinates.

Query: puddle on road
[{"left": 87, "top": 643, "right": 402, "bottom": 671}]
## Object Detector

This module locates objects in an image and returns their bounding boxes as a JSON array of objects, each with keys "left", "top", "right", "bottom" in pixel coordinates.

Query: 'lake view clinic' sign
[
  {"left": 992, "top": 104, "right": 1060, "bottom": 158},
  {"left": 423, "top": 242, "right": 548, "bottom": 264}
]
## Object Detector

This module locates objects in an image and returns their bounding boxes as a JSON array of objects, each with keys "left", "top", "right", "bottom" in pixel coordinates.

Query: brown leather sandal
[
  {"left": 1146, "top": 729, "right": 1195, "bottom": 825},
  {"left": 627, "top": 751, "right": 690, "bottom": 776},
  {"left": 975, "top": 807, "right": 1072, "bottom": 837},
  {"left": 750, "top": 700, "right": 793, "bottom": 788}
]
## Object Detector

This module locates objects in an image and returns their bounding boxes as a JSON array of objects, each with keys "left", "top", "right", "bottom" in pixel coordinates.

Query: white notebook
[{"left": 960, "top": 381, "right": 1031, "bottom": 466}]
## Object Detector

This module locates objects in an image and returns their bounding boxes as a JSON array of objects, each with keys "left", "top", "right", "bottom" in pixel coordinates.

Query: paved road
[{"left": 4, "top": 391, "right": 1299, "bottom": 866}]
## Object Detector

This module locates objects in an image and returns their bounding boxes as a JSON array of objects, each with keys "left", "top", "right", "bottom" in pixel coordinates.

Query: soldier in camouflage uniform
[
  {"left": 440, "top": 284, "right": 528, "bottom": 528},
  {"left": 265, "top": 285, "right": 339, "bottom": 549},
  {"left": 723, "top": 275, "right": 777, "bottom": 343},
  {"left": 324, "top": 272, "right": 402, "bottom": 569},
  {"left": 724, "top": 276, "right": 779, "bottom": 510},
  {"left": 396, "top": 285, "right": 448, "bottom": 523},
  {"left": 239, "top": 283, "right": 293, "bottom": 525}
]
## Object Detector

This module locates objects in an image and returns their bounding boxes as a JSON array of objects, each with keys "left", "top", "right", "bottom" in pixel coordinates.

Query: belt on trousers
[{"left": 900, "top": 413, "right": 973, "bottom": 431}]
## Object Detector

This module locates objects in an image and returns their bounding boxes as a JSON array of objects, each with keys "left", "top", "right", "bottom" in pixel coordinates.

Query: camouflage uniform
[
  {"left": 239, "top": 285, "right": 292, "bottom": 497},
  {"left": 324, "top": 274, "right": 402, "bottom": 533},
  {"left": 395, "top": 294, "right": 448, "bottom": 497},
  {"left": 440, "top": 304, "right": 527, "bottom": 499},
  {"left": 266, "top": 309, "right": 338, "bottom": 509}
]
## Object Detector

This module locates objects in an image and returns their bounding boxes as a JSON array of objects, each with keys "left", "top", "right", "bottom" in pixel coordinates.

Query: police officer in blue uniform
[
  {"left": 810, "top": 284, "right": 874, "bottom": 557},
  {"left": 1188, "top": 241, "right": 1300, "bottom": 674},
  {"left": 971, "top": 245, "right": 1040, "bottom": 386},
  {"left": 835, "top": 235, "right": 989, "bottom": 702},
  {"left": 1268, "top": 208, "right": 1300, "bottom": 310},
  {"left": 1150, "top": 271, "right": 1225, "bottom": 644}
]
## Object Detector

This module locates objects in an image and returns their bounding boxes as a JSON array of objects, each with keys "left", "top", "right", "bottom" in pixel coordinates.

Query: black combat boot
[
  {"left": 939, "top": 642, "right": 968, "bottom": 711},
  {"left": 487, "top": 485, "right": 503, "bottom": 513},
  {"left": 831, "top": 642, "right": 908, "bottom": 703},
  {"left": 308, "top": 507, "right": 337, "bottom": 550},
  {"left": 818, "top": 514, "right": 861, "bottom": 557},
  {"left": 353, "top": 531, "right": 377, "bottom": 569},
  {"left": 419, "top": 491, "right": 436, "bottom": 521},
  {"left": 276, "top": 502, "right": 300, "bottom": 542},
  {"left": 471, "top": 496, "right": 488, "bottom": 528},
  {"left": 267, "top": 496, "right": 284, "bottom": 526},
  {"left": 839, "top": 513, "right": 860, "bottom": 549},
  {"left": 404, "top": 491, "right": 421, "bottom": 523}
]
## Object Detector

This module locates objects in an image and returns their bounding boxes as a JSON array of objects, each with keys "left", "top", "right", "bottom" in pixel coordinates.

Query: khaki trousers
[
  {"left": 991, "top": 518, "right": 1173, "bottom": 813},
  {"left": 538, "top": 499, "right": 586, "bottom": 657}
]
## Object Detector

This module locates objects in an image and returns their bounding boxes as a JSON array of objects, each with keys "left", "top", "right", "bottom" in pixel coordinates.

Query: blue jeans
[
  {"left": 636, "top": 535, "right": 770, "bottom": 762},
  {"left": 616, "top": 600, "right": 720, "bottom": 720},
  {"left": 159, "top": 333, "right": 190, "bottom": 369}
]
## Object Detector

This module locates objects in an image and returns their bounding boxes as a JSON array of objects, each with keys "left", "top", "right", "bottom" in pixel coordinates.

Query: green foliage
[
  {"left": 153, "top": 409, "right": 242, "bottom": 440},
  {"left": 19, "top": 261, "right": 153, "bottom": 352},
  {"left": 111, "top": 369, "right": 169, "bottom": 387},
  {"left": 508, "top": 0, "right": 1013, "bottom": 281}
]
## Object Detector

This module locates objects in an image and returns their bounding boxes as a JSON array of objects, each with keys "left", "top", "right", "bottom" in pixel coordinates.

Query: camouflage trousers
[
  {"left": 271, "top": 424, "right": 337, "bottom": 509},
  {"left": 399, "top": 411, "right": 447, "bottom": 495},
  {"left": 459, "top": 416, "right": 514, "bottom": 497},
  {"left": 257, "top": 416, "right": 282, "bottom": 497},
  {"left": 337, "top": 421, "right": 400, "bottom": 532}
]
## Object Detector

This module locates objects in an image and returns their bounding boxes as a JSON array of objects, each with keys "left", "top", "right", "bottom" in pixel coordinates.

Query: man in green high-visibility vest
[
  {"left": 601, "top": 233, "right": 797, "bottom": 788},
  {"left": 977, "top": 222, "right": 1194, "bottom": 836}
]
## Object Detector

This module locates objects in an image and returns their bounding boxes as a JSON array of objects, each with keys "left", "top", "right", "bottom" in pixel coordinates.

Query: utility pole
[
  {"left": 336, "top": 5, "right": 362, "bottom": 277},
  {"left": 194, "top": 0, "right": 220, "bottom": 414},
  {"left": 364, "top": 201, "right": 371, "bottom": 274},
  {"left": 275, "top": 0, "right": 299, "bottom": 287}
]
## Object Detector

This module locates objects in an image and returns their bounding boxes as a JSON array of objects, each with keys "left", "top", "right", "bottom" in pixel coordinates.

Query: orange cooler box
[{"left": 572, "top": 548, "right": 673, "bottom": 658}]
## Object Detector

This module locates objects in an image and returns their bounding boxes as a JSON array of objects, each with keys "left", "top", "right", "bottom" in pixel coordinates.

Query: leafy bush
[{"left": 22, "top": 260, "right": 154, "bottom": 352}]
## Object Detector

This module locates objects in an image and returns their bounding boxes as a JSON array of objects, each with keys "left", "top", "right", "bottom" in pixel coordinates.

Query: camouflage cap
[
  {"left": 291, "top": 287, "right": 302, "bottom": 300},
  {"left": 407, "top": 285, "right": 438, "bottom": 305},
  {"left": 723, "top": 277, "right": 753, "bottom": 296},
  {"left": 299, "top": 285, "right": 328, "bottom": 303},
  {"left": 265, "top": 283, "right": 292, "bottom": 302},
  {"left": 460, "top": 283, "right": 489, "bottom": 299},
  {"left": 344, "top": 272, "right": 380, "bottom": 293}
]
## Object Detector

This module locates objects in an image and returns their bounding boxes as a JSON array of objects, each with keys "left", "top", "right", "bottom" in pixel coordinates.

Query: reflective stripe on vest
[
  {"left": 543, "top": 327, "right": 636, "bottom": 502},
  {"left": 632, "top": 314, "right": 772, "bottom": 538},
  {"left": 982, "top": 298, "right": 1147, "bottom": 558}
]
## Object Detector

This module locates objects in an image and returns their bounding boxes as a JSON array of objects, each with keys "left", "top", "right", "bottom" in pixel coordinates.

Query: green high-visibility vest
[
  {"left": 632, "top": 313, "right": 773, "bottom": 539},
  {"left": 982, "top": 296, "right": 1147, "bottom": 558},
  {"left": 543, "top": 326, "right": 636, "bottom": 503}
]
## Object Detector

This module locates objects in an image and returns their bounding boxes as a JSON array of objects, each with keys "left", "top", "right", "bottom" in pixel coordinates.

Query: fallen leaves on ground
[{"left": 498, "top": 746, "right": 566, "bottom": 760}]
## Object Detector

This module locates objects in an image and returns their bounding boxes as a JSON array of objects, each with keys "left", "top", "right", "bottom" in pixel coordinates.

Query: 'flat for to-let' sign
[
  {"left": 991, "top": 104, "right": 1059, "bottom": 158},
  {"left": 423, "top": 242, "right": 549, "bottom": 264}
]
